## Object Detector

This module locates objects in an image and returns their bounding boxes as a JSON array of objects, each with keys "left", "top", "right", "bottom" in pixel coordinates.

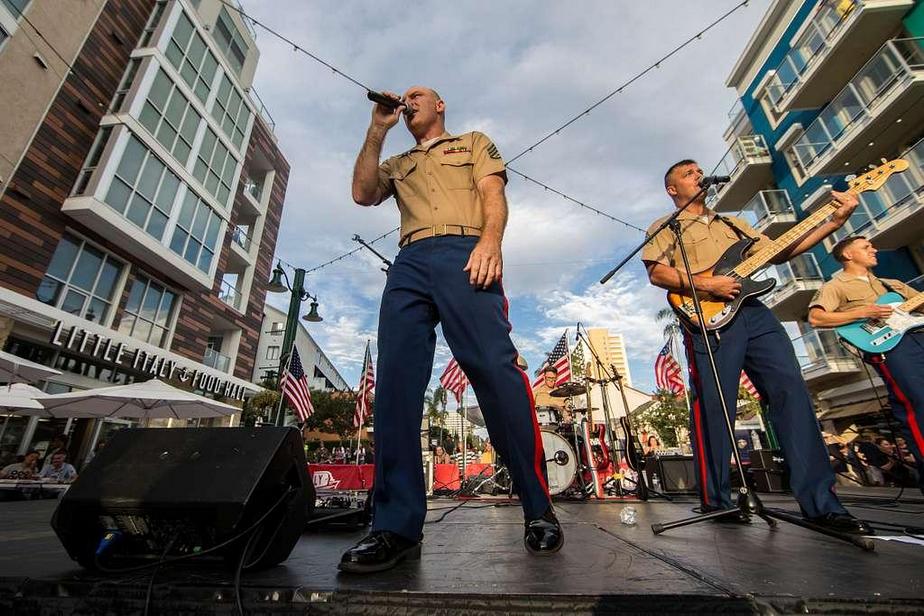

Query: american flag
[
  {"left": 740, "top": 371, "right": 760, "bottom": 400},
  {"left": 533, "top": 331, "right": 572, "bottom": 388},
  {"left": 654, "top": 341, "right": 685, "bottom": 395},
  {"left": 439, "top": 358, "right": 468, "bottom": 403},
  {"left": 281, "top": 346, "right": 313, "bottom": 422},
  {"left": 353, "top": 342, "right": 375, "bottom": 428}
]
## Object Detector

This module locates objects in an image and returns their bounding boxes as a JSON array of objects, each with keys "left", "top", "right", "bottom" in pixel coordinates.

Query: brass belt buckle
[{"left": 437, "top": 224, "right": 449, "bottom": 237}]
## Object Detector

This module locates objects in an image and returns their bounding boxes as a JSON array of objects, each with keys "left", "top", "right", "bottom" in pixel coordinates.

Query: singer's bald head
[{"left": 402, "top": 86, "right": 446, "bottom": 142}]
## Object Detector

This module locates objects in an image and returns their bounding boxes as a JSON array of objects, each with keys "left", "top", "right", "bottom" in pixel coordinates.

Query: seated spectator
[
  {"left": 480, "top": 441, "right": 495, "bottom": 464},
  {"left": 0, "top": 450, "right": 40, "bottom": 479},
  {"left": 38, "top": 451, "right": 78, "bottom": 483},
  {"left": 643, "top": 435, "right": 661, "bottom": 457},
  {"left": 433, "top": 446, "right": 452, "bottom": 465},
  {"left": 41, "top": 433, "right": 69, "bottom": 471}
]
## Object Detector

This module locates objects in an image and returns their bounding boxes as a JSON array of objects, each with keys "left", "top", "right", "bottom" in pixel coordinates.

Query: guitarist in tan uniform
[
  {"left": 808, "top": 236, "right": 924, "bottom": 494},
  {"left": 641, "top": 159, "right": 868, "bottom": 534}
]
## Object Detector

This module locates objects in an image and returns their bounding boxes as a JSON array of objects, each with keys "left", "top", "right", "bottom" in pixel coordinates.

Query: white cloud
[{"left": 242, "top": 0, "right": 770, "bottom": 387}]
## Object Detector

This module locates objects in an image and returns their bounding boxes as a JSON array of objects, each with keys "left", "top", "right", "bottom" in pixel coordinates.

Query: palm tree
[
  {"left": 425, "top": 386, "right": 449, "bottom": 445},
  {"left": 656, "top": 307, "right": 681, "bottom": 341}
]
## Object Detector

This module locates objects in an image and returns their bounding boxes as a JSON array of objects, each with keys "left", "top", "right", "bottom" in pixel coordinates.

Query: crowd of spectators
[{"left": 827, "top": 430, "right": 920, "bottom": 488}]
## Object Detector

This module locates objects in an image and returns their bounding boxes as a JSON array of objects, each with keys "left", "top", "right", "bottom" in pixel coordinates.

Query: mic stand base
[{"left": 651, "top": 488, "right": 874, "bottom": 551}]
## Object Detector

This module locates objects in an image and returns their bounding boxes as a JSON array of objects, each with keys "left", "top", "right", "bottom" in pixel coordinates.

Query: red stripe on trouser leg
[
  {"left": 876, "top": 358, "right": 924, "bottom": 463},
  {"left": 500, "top": 280, "right": 550, "bottom": 500},
  {"left": 684, "top": 335, "right": 711, "bottom": 507}
]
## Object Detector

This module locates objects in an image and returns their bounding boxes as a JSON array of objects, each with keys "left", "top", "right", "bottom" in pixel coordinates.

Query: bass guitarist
[
  {"left": 808, "top": 236, "right": 924, "bottom": 494},
  {"left": 641, "top": 159, "right": 868, "bottom": 533}
]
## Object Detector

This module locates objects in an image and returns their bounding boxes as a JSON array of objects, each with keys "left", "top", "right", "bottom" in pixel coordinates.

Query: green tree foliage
[
  {"left": 304, "top": 390, "right": 362, "bottom": 438},
  {"left": 632, "top": 389, "right": 688, "bottom": 448}
]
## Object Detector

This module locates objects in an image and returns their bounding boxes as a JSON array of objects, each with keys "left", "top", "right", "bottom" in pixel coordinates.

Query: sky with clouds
[{"left": 244, "top": 0, "right": 770, "bottom": 393}]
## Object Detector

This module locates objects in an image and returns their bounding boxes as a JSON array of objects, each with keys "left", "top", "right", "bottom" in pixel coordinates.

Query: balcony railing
[
  {"left": 792, "top": 329, "right": 859, "bottom": 373},
  {"left": 738, "top": 190, "right": 795, "bottom": 233},
  {"left": 248, "top": 86, "right": 276, "bottom": 132},
  {"left": 231, "top": 225, "right": 252, "bottom": 251},
  {"left": 218, "top": 278, "right": 242, "bottom": 311},
  {"left": 243, "top": 175, "right": 264, "bottom": 203},
  {"left": 203, "top": 347, "right": 231, "bottom": 373},
  {"left": 715, "top": 135, "right": 771, "bottom": 178},
  {"left": 758, "top": 253, "right": 824, "bottom": 320},
  {"left": 791, "top": 38, "right": 924, "bottom": 176},
  {"left": 765, "top": 0, "right": 857, "bottom": 110},
  {"left": 829, "top": 134, "right": 924, "bottom": 246}
]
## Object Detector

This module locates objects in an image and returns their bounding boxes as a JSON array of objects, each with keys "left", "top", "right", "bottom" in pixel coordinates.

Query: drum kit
[{"left": 536, "top": 381, "right": 613, "bottom": 499}]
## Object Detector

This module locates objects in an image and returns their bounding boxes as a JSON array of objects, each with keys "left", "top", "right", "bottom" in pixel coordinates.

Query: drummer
[{"left": 531, "top": 366, "right": 574, "bottom": 424}]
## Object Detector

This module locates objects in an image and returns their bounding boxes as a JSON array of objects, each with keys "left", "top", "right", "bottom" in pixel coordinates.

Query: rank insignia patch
[{"left": 487, "top": 143, "right": 501, "bottom": 160}]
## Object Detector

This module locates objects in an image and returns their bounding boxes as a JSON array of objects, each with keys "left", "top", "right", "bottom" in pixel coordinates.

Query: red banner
[{"left": 308, "top": 464, "right": 375, "bottom": 491}]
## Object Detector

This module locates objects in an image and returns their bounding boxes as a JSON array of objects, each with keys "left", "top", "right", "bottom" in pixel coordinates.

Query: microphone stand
[
  {"left": 352, "top": 234, "right": 393, "bottom": 274},
  {"left": 599, "top": 184, "right": 873, "bottom": 550}
]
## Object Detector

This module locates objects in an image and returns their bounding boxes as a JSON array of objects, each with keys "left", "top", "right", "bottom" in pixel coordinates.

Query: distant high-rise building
[{"left": 585, "top": 328, "right": 632, "bottom": 387}]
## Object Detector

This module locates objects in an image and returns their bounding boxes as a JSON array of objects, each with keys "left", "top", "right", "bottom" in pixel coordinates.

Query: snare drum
[{"left": 535, "top": 406, "right": 561, "bottom": 426}]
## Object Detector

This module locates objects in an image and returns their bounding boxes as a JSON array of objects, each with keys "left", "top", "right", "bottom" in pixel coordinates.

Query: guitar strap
[{"left": 714, "top": 214, "right": 760, "bottom": 242}]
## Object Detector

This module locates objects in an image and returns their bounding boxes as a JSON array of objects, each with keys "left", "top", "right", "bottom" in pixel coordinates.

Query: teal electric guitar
[{"left": 836, "top": 290, "right": 924, "bottom": 353}]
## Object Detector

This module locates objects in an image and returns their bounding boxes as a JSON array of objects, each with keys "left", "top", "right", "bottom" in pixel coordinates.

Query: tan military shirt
[
  {"left": 641, "top": 209, "right": 773, "bottom": 274},
  {"left": 809, "top": 272, "right": 916, "bottom": 312},
  {"left": 375, "top": 131, "right": 506, "bottom": 242},
  {"left": 532, "top": 382, "right": 565, "bottom": 409}
]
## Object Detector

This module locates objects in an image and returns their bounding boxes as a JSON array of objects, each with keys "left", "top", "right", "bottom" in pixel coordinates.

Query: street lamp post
[{"left": 266, "top": 261, "right": 322, "bottom": 426}]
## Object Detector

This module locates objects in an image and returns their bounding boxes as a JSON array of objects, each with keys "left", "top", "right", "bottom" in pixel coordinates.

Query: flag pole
[
  {"left": 354, "top": 340, "right": 370, "bottom": 464},
  {"left": 460, "top": 388, "right": 467, "bottom": 486}
]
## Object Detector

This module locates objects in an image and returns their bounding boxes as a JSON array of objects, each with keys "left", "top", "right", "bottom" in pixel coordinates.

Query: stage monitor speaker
[
  {"left": 52, "top": 427, "right": 313, "bottom": 571},
  {"left": 647, "top": 455, "right": 697, "bottom": 494},
  {"left": 748, "top": 449, "right": 790, "bottom": 493}
]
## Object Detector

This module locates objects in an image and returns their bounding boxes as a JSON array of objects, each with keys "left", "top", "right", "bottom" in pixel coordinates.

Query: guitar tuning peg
[
  {"left": 868, "top": 164, "right": 877, "bottom": 170},
  {"left": 881, "top": 158, "right": 888, "bottom": 165}
]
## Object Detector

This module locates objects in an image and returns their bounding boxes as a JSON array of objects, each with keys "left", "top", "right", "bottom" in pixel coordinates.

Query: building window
[
  {"left": 212, "top": 74, "right": 251, "bottom": 150},
  {"left": 213, "top": 7, "right": 248, "bottom": 76},
  {"left": 73, "top": 127, "right": 112, "bottom": 196},
  {"left": 1, "top": 1, "right": 29, "bottom": 19},
  {"left": 266, "top": 346, "right": 280, "bottom": 361},
  {"left": 0, "top": 24, "right": 8, "bottom": 49},
  {"left": 139, "top": 68, "right": 202, "bottom": 165},
  {"left": 118, "top": 274, "right": 176, "bottom": 347},
  {"left": 110, "top": 59, "right": 141, "bottom": 113},
  {"left": 37, "top": 236, "right": 124, "bottom": 324},
  {"left": 105, "top": 135, "right": 179, "bottom": 241},
  {"left": 270, "top": 322, "right": 283, "bottom": 334},
  {"left": 169, "top": 190, "right": 221, "bottom": 273},
  {"left": 165, "top": 11, "right": 218, "bottom": 104},
  {"left": 193, "top": 127, "right": 236, "bottom": 208},
  {"left": 138, "top": 0, "right": 166, "bottom": 48}
]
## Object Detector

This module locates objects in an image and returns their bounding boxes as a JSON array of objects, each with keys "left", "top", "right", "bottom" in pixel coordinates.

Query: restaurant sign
[{"left": 50, "top": 322, "right": 247, "bottom": 401}]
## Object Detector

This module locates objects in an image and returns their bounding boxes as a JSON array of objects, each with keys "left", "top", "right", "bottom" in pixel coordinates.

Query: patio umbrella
[
  {"left": 34, "top": 379, "right": 239, "bottom": 420},
  {"left": 0, "top": 349, "right": 61, "bottom": 384},
  {"left": 0, "top": 383, "right": 46, "bottom": 444}
]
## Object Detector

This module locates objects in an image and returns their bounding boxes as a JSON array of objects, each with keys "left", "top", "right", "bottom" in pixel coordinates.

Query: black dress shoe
[
  {"left": 338, "top": 530, "right": 422, "bottom": 573},
  {"left": 806, "top": 512, "right": 872, "bottom": 536},
  {"left": 524, "top": 507, "right": 564, "bottom": 555}
]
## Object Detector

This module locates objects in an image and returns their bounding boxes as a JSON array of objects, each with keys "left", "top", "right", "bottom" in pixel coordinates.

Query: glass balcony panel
[
  {"left": 203, "top": 347, "right": 231, "bottom": 372},
  {"left": 218, "top": 278, "right": 242, "bottom": 310}
]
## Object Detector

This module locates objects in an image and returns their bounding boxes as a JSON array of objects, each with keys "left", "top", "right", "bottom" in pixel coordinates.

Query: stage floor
[{"left": 2, "top": 488, "right": 924, "bottom": 614}]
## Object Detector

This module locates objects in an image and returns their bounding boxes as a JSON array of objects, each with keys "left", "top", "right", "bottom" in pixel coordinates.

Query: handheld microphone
[
  {"left": 366, "top": 90, "right": 405, "bottom": 110},
  {"left": 698, "top": 175, "right": 731, "bottom": 188}
]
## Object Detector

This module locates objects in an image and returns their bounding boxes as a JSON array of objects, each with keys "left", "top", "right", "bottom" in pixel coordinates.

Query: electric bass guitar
[
  {"left": 668, "top": 159, "right": 909, "bottom": 330},
  {"left": 835, "top": 290, "right": 924, "bottom": 353}
]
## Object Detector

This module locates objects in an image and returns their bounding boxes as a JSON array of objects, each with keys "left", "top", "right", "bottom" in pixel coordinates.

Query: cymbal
[
  {"left": 550, "top": 382, "right": 586, "bottom": 398},
  {"left": 572, "top": 407, "right": 600, "bottom": 412}
]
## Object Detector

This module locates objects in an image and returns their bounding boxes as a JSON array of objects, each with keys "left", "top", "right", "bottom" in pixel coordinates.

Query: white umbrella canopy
[
  {"left": 0, "top": 383, "right": 45, "bottom": 412},
  {"left": 34, "top": 378, "right": 239, "bottom": 420},
  {"left": 0, "top": 349, "right": 61, "bottom": 384}
]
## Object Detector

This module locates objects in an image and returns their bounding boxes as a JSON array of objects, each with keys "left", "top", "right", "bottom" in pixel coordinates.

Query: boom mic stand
[
  {"left": 599, "top": 182, "right": 873, "bottom": 551},
  {"left": 352, "top": 234, "right": 393, "bottom": 274}
]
